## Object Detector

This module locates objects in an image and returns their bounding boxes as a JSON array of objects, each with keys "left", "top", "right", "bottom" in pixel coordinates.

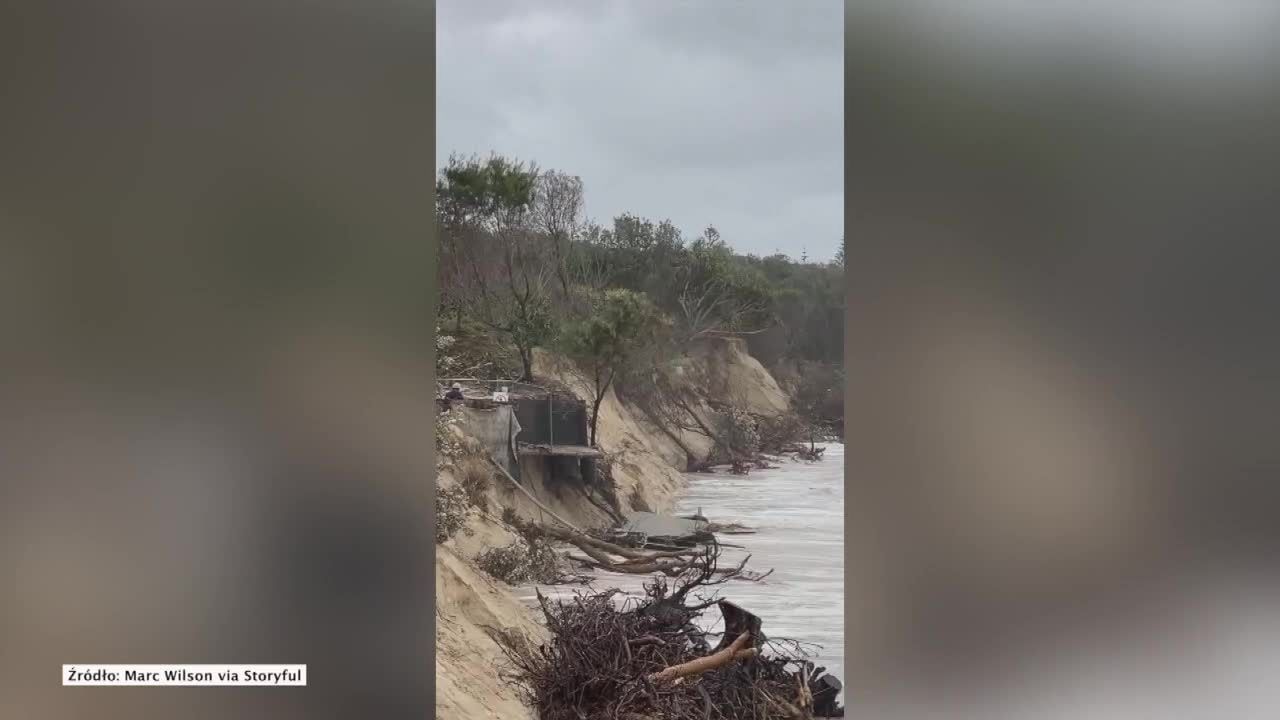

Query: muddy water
[{"left": 518, "top": 443, "right": 845, "bottom": 702}]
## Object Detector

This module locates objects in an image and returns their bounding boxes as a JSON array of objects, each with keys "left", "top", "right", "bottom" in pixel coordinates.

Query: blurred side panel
[
  {"left": 846, "top": 1, "right": 1280, "bottom": 716},
  {"left": 0, "top": 1, "right": 436, "bottom": 718}
]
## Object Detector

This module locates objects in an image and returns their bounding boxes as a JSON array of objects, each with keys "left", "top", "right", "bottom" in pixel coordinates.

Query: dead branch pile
[
  {"left": 780, "top": 443, "right": 826, "bottom": 462},
  {"left": 496, "top": 544, "right": 842, "bottom": 719},
  {"left": 795, "top": 446, "right": 825, "bottom": 462}
]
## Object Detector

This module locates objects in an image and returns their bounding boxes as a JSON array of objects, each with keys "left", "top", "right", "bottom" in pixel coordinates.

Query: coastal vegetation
[{"left": 436, "top": 152, "right": 845, "bottom": 449}]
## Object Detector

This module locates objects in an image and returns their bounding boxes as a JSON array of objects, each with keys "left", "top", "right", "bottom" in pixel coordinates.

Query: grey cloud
[{"left": 437, "top": 0, "right": 843, "bottom": 260}]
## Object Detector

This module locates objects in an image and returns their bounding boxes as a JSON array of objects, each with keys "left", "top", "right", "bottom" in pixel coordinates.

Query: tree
[
  {"left": 435, "top": 150, "right": 845, "bottom": 434},
  {"left": 436, "top": 153, "right": 490, "bottom": 332},
  {"left": 792, "top": 361, "right": 844, "bottom": 449},
  {"left": 566, "top": 224, "right": 614, "bottom": 292},
  {"left": 533, "top": 170, "right": 584, "bottom": 298},
  {"left": 672, "top": 227, "right": 772, "bottom": 342},
  {"left": 575, "top": 213, "right": 685, "bottom": 298},
  {"left": 560, "top": 289, "right": 666, "bottom": 446},
  {"left": 436, "top": 153, "right": 554, "bottom": 381}
]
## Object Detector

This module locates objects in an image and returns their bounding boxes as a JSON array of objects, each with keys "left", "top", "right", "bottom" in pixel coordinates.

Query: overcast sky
[{"left": 437, "top": 1, "right": 843, "bottom": 262}]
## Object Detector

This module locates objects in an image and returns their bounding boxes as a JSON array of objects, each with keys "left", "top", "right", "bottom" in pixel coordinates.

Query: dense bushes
[
  {"left": 477, "top": 510, "right": 566, "bottom": 584},
  {"left": 436, "top": 412, "right": 464, "bottom": 464},
  {"left": 756, "top": 412, "right": 808, "bottom": 453},
  {"left": 476, "top": 536, "right": 563, "bottom": 585},
  {"left": 435, "top": 484, "right": 473, "bottom": 544},
  {"left": 437, "top": 151, "right": 845, "bottom": 456},
  {"left": 456, "top": 456, "right": 492, "bottom": 512},
  {"left": 715, "top": 405, "right": 762, "bottom": 459}
]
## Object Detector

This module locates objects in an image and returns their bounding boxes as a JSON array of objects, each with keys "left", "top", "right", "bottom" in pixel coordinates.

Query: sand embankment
[{"left": 434, "top": 337, "right": 789, "bottom": 719}]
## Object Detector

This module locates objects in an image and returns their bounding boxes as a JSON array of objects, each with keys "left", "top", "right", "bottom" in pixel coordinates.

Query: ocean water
[{"left": 518, "top": 443, "right": 845, "bottom": 702}]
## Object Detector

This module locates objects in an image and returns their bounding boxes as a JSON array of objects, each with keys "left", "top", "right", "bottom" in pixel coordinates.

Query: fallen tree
[{"left": 538, "top": 523, "right": 771, "bottom": 580}]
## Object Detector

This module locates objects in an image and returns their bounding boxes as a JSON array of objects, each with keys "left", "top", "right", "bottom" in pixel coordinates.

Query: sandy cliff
[
  {"left": 435, "top": 543, "right": 546, "bottom": 719},
  {"left": 531, "top": 349, "right": 688, "bottom": 513},
  {"left": 687, "top": 336, "right": 790, "bottom": 417},
  {"left": 434, "top": 336, "right": 790, "bottom": 719}
]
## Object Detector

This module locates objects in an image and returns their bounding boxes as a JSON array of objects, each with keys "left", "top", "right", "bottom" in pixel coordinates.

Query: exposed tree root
[
  {"left": 649, "top": 631, "right": 752, "bottom": 684},
  {"left": 494, "top": 546, "right": 840, "bottom": 720}
]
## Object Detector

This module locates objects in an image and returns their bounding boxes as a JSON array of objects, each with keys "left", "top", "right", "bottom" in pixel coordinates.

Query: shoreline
[{"left": 510, "top": 443, "right": 846, "bottom": 716}]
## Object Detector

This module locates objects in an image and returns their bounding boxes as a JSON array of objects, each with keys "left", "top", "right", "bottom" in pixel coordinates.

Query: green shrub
[
  {"left": 715, "top": 405, "right": 760, "bottom": 458},
  {"left": 435, "top": 485, "right": 473, "bottom": 544},
  {"left": 457, "top": 457, "right": 491, "bottom": 512},
  {"left": 756, "top": 412, "right": 807, "bottom": 453},
  {"left": 435, "top": 412, "right": 464, "bottom": 464},
  {"left": 476, "top": 536, "right": 562, "bottom": 585},
  {"left": 501, "top": 506, "right": 522, "bottom": 528}
]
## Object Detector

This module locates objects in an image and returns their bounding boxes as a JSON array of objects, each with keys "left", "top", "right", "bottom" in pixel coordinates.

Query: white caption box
[{"left": 63, "top": 664, "right": 306, "bottom": 686}]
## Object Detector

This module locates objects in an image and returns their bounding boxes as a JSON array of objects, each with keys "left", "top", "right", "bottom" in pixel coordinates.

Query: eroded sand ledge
[{"left": 435, "top": 339, "right": 790, "bottom": 720}]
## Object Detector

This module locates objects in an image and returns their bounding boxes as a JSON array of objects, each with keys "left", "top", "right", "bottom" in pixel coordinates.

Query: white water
[{"left": 518, "top": 443, "right": 845, "bottom": 701}]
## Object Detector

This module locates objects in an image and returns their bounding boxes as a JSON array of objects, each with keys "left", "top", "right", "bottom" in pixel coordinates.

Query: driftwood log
[
  {"left": 536, "top": 524, "right": 761, "bottom": 578},
  {"left": 541, "top": 526, "right": 701, "bottom": 575},
  {"left": 649, "top": 631, "right": 755, "bottom": 684},
  {"left": 543, "top": 526, "right": 697, "bottom": 562}
]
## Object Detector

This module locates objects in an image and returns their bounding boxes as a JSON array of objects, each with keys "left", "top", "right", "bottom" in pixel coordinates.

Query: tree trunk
[
  {"left": 519, "top": 346, "right": 534, "bottom": 382},
  {"left": 676, "top": 396, "right": 735, "bottom": 458},
  {"left": 553, "top": 235, "right": 570, "bottom": 298},
  {"left": 589, "top": 368, "right": 614, "bottom": 447},
  {"left": 590, "top": 393, "right": 604, "bottom": 446},
  {"left": 636, "top": 402, "right": 702, "bottom": 471}
]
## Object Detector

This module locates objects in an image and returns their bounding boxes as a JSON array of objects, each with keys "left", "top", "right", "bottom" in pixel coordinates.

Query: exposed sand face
[
  {"left": 435, "top": 545, "right": 548, "bottom": 720},
  {"left": 436, "top": 342, "right": 792, "bottom": 719},
  {"left": 433, "top": 426, "right": 650, "bottom": 720},
  {"left": 532, "top": 349, "right": 688, "bottom": 513},
  {"left": 529, "top": 337, "right": 789, "bottom": 511},
  {"left": 687, "top": 336, "right": 791, "bottom": 416}
]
